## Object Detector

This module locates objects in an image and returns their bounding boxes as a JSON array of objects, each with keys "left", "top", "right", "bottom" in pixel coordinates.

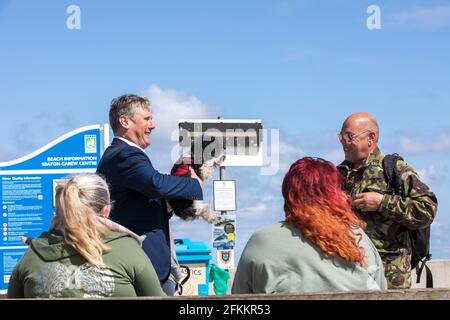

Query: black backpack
[{"left": 382, "top": 154, "right": 433, "bottom": 288}]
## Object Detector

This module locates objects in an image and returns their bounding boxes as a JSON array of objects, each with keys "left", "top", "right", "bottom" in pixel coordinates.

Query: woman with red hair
[{"left": 232, "top": 157, "right": 387, "bottom": 294}]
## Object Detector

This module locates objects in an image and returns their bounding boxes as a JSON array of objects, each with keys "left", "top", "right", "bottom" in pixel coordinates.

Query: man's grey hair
[{"left": 109, "top": 94, "right": 150, "bottom": 134}]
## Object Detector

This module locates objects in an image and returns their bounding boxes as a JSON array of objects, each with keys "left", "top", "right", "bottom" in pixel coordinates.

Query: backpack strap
[
  {"left": 425, "top": 264, "right": 433, "bottom": 288},
  {"left": 382, "top": 153, "right": 403, "bottom": 195},
  {"left": 415, "top": 258, "right": 434, "bottom": 288}
]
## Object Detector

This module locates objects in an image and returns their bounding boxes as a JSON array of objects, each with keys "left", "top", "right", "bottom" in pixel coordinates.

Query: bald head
[
  {"left": 339, "top": 112, "right": 380, "bottom": 168},
  {"left": 342, "top": 112, "right": 379, "bottom": 143}
]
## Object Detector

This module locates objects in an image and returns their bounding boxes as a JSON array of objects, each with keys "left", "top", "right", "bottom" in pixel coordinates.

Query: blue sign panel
[{"left": 0, "top": 125, "right": 108, "bottom": 293}]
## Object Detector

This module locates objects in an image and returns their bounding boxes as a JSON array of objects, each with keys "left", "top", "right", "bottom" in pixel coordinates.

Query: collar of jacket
[
  {"left": 115, "top": 136, "right": 146, "bottom": 154},
  {"left": 339, "top": 147, "right": 384, "bottom": 173}
]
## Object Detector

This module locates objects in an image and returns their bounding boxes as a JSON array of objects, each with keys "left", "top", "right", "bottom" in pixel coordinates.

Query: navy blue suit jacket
[{"left": 97, "top": 138, "right": 202, "bottom": 283}]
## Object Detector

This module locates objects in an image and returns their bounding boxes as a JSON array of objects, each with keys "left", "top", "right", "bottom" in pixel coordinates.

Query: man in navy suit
[{"left": 97, "top": 94, "right": 203, "bottom": 293}]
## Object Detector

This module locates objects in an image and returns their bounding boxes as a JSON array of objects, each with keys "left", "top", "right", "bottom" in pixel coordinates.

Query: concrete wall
[
  {"left": 197, "top": 288, "right": 450, "bottom": 300},
  {"left": 411, "top": 259, "right": 450, "bottom": 288}
]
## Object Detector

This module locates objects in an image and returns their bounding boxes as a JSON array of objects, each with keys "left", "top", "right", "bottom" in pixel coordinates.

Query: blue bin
[{"left": 175, "top": 238, "right": 212, "bottom": 296}]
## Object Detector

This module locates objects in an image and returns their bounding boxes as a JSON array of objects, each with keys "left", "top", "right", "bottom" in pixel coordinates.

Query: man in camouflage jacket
[{"left": 337, "top": 112, "right": 437, "bottom": 289}]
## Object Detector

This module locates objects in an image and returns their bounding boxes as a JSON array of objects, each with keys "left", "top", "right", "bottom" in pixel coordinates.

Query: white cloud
[
  {"left": 430, "top": 220, "right": 450, "bottom": 259},
  {"left": 0, "top": 150, "right": 18, "bottom": 162},
  {"left": 146, "top": 84, "right": 214, "bottom": 141},
  {"left": 7, "top": 111, "right": 77, "bottom": 159},
  {"left": 144, "top": 84, "right": 216, "bottom": 170},
  {"left": 431, "top": 219, "right": 444, "bottom": 236},
  {"left": 238, "top": 185, "right": 283, "bottom": 221},
  {"left": 416, "top": 165, "right": 448, "bottom": 187},
  {"left": 398, "top": 131, "right": 450, "bottom": 154},
  {"left": 387, "top": 4, "right": 450, "bottom": 29},
  {"left": 323, "top": 148, "right": 344, "bottom": 165},
  {"left": 432, "top": 133, "right": 450, "bottom": 152},
  {"left": 417, "top": 165, "right": 439, "bottom": 184},
  {"left": 399, "top": 136, "right": 427, "bottom": 153},
  {"left": 241, "top": 203, "right": 268, "bottom": 218},
  {"left": 260, "top": 194, "right": 279, "bottom": 202},
  {"left": 12, "top": 122, "right": 39, "bottom": 154},
  {"left": 278, "top": 140, "right": 305, "bottom": 174}
]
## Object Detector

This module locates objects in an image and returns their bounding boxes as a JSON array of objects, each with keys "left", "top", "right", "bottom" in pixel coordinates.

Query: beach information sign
[{"left": 0, "top": 124, "right": 109, "bottom": 293}]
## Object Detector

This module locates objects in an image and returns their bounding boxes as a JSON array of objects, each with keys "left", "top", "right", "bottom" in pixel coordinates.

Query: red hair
[{"left": 282, "top": 157, "right": 366, "bottom": 265}]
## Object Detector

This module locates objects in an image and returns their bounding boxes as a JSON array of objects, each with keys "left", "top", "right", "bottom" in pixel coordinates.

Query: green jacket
[
  {"left": 337, "top": 148, "right": 437, "bottom": 288},
  {"left": 7, "top": 232, "right": 165, "bottom": 298}
]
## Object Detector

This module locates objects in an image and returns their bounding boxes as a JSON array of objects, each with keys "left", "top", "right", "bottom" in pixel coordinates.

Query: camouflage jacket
[{"left": 337, "top": 148, "right": 437, "bottom": 288}]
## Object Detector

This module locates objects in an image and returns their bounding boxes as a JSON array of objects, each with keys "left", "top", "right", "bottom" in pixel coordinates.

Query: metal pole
[
  {"left": 216, "top": 116, "right": 233, "bottom": 288},
  {"left": 219, "top": 166, "right": 227, "bottom": 215},
  {"left": 219, "top": 166, "right": 225, "bottom": 180},
  {"left": 101, "top": 123, "right": 110, "bottom": 156},
  {"left": 218, "top": 116, "right": 227, "bottom": 216}
]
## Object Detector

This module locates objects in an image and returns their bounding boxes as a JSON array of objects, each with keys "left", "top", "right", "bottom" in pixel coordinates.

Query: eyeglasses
[{"left": 338, "top": 129, "right": 372, "bottom": 143}]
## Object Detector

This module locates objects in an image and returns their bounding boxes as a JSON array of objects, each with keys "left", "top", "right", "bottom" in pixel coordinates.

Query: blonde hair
[{"left": 52, "top": 173, "right": 112, "bottom": 266}]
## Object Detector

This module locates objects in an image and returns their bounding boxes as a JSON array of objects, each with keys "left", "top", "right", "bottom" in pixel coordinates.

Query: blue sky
[{"left": 1, "top": 0, "right": 449, "bottom": 263}]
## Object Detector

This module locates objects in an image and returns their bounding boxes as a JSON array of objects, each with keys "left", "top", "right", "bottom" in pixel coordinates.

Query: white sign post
[{"left": 178, "top": 118, "right": 263, "bottom": 275}]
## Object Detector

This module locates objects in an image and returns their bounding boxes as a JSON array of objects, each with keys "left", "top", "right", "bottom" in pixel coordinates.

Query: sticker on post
[
  {"left": 217, "top": 249, "right": 235, "bottom": 270},
  {"left": 213, "top": 214, "right": 236, "bottom": 249}
]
